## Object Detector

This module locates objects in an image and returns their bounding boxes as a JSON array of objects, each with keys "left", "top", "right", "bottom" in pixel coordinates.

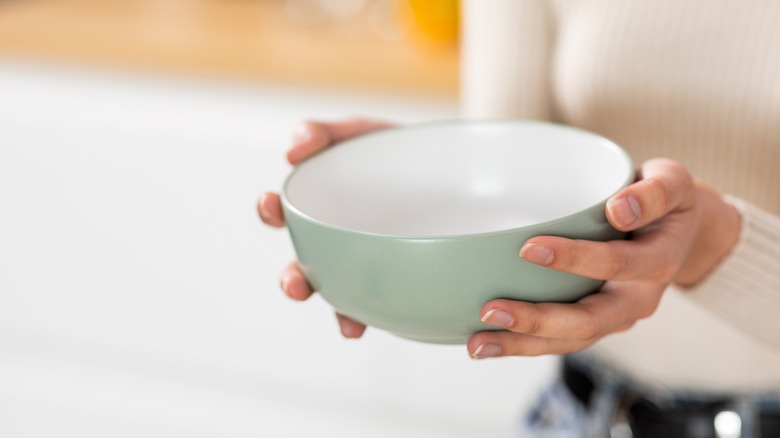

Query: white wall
[{"left": 0, "top": 60, "right": 557, "bottom": 438}]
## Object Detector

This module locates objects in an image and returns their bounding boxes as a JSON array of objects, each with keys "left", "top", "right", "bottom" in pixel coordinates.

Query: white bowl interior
[{"left": 285, "top": 122, "right": 632, "bottom": 237}]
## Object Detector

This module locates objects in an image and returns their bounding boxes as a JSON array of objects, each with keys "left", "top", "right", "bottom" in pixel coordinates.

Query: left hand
[{"left": 468, "top": 158, "right": 742, "bottom": 359}]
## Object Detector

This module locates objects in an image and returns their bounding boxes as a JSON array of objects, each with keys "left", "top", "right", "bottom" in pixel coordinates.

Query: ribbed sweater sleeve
[
  {"left": 460, "top": 0, "right": 555, "bottom": 120},
  {"left": 685, "top": 197, "right": 780, "bottom": 350}
]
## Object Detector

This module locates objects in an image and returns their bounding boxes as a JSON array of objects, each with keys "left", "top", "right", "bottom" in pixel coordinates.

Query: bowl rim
[{"left": 280, "top": 119, "right": 634, "bottom": 241}]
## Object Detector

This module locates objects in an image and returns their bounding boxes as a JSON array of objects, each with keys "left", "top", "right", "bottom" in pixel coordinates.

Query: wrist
[{"left": 674, "top": 182, "right": 742, "bottom": 287}]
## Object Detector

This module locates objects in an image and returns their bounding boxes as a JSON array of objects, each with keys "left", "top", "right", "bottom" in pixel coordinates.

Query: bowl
[{"left": 281, "top": 120, "right": 633, "bottom": 344}]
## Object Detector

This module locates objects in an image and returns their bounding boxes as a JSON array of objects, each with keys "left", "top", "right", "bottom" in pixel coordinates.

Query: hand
[
  {"left": 257, "top": 117, "right": 394, "bottom": 339},
  {"left": 468, "top": 158, "right": 742, "bottom": 359}
]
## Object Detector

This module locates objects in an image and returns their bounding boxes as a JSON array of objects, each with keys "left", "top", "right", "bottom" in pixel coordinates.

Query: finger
[
  {"left": 479, "top": 284, "right": 658, "bottom": 341},
  {"left": 520, "top": 235, "right": 677, "bottom": 282},
  {"left": 257, "top": 192, "right": 285, "bottom": 228},
  {"left": 479, "top": 299, "right": 599, "bottom": 340},
  {"left": 326, "top": 118, "right": 394, "bottom": 142},
  {"left": 279, "top": 262, "right": 314, "bottom": 301},
  {"left": 606, "top": 158, "right": 695, "bottom": 231},
  {"left": 336, "top": 313, "right": 367, "bottom": 339},
  {"left": 468, "top": 330, "right": 589, "bottom": 358},
  {"left": 287, "top": 118, "right": 393, "bottom": 166}
]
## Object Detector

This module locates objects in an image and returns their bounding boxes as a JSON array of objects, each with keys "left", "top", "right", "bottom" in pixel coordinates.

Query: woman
[{"left": 258, "top": 1, "right": 780, "bottom": 436}]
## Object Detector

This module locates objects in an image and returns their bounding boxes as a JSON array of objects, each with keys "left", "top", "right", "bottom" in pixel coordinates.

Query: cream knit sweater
[{"left": 461, "top": 0, "right": 780, "bottom": 393}]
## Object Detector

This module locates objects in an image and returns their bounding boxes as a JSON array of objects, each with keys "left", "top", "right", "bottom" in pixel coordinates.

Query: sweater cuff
[{"left": 684, "top": 196, "right": 780, "bottom": 349}]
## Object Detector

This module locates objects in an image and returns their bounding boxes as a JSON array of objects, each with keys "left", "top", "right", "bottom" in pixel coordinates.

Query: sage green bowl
[{"left": 281, "top": 120, "right": 633, "bottom": 344}]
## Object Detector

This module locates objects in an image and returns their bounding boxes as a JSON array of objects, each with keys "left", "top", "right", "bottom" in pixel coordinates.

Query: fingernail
[
  {"left": 280, "top": 274, "right": 291, "bottom": 295},
  {"left": 471, "top": 343, "right": 501, "bottom": 359},
  {"left": 339, "top": 321, "right": 362, "bottom": 339},
  {"left": 520, "top": 243, "right": 554, "bottom": 265},
  {"left": 293, "top": 123, "right": 312, "bottom": 144},
  {"left": 608, "top": 196, "right": 640, "bottom": 227},
  {"left": 281, "top": 273, "right": 306, "bottom": 300},
  {"left": 258, "top": 194, "right": 270, "bottom": 219},
  {"left": 481, "top": 309, "right": 515, "bottom": 328}
]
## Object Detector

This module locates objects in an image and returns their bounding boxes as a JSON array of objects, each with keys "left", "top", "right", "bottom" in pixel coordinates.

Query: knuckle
[
  {"left": 645, "top": 177, "right": 673, "bottom": 213},
  {"left": 637, "top": 298, "right": 662, "bottom": 320},
  {"left": 630, "top": 294, "right": 662, "bottom": 321},
  {"left": 604, "top": 246, "right": 629, "bottom": 279},
  {"left": 650, "top": 244, "right": 683, "bottom": 282},
  {"left": 565, "top": 240, "right": 587, "bottom": 270},
  {"left": 606, "top": 253, "right": 623, "bottom": 279},
  {"left": 655, "top": 261, "right": 678, "bottom": 283},
  {"left": 678, "top": 166, "right": 694, "bottom": 190},
  {"left": 522, "top": 314, "right": 545, "bottom": 336},
  {"left": 574, "top": 314, "right": 600, "bottom": 341},
  {"left": 636, "top": 308, "right": 653, "bottom": 320},
  {"left": 664, "top": 159, "right": 693, "bottom": 182}
]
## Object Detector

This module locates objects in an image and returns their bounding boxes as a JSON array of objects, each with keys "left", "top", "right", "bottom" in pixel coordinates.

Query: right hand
[{"left": 257, "top": 118, "right": 394, "bottom": 339}]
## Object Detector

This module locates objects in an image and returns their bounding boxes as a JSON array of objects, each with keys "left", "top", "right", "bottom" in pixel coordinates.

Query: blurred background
[{"left": 0, "top": 1, "right": 555, "bottom": 437}]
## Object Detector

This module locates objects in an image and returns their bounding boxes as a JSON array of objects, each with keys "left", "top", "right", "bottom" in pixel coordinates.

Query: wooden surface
[{"left": 0, "top": 0, "right": 459, "bottom": 96}]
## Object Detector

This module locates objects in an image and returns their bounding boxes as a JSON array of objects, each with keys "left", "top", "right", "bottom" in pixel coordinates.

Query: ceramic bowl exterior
[{"left": 281, "top": 121, "right": 633, "bottom": 344}]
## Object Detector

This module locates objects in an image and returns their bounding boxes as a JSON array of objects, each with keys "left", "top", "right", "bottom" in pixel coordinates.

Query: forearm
[{"left": 677, "top": 191, "right": 780, "bottom": 349}]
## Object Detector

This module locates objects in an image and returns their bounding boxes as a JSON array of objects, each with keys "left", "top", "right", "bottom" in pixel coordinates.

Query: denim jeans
[
  {"left": 519, "top": 379, "right": 590, "bottom": 438},
  {"left": 518, "top": 355, "right": 780, "bottom": 438}
]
